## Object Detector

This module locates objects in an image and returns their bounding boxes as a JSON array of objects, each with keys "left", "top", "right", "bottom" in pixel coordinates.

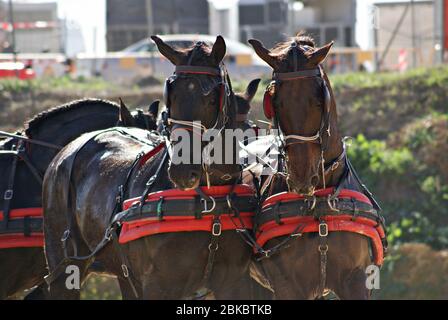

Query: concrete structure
[
  {"left": 209, "top": 0, "right": 290, "bottom": 48},
  {"left": 0, "top": 1, "right": 61, "bottom": 53},
  {"left": 208, "top": 0, "right": 356, "bottom": 48},
  {"left": 237, "top": 0, "right": 290, "bottom": 48},
  {"left": 208, "top": 0, "right": 239, "bottom": 42},
  {"left": 107, "top": 0, "right": 358, "bottom": 51},
  {"left": 374, "top": 0, "right": 435, "bottom": 70},
  {"left": 291, "top": 0, "right": 356, "bottom": 47},
  {"left": 106, "top": 0, "right": 209, "bottom": 51},
  {"left": 106, "top": 0, "right": 150, "bottom": 52}
]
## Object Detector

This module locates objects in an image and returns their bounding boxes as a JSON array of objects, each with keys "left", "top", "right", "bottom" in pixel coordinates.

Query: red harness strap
[
  {"left": 119, "top": 185, "right": 256, "bottom": 244},
  {"left": 138, "top": 142, "right": 165, "bottom": 166},
  {"left": 0, "top": 208, "right": 44, "bottom": 249},
  {"left": 256, "top": 188, "right": 386, "bottom": 266}
]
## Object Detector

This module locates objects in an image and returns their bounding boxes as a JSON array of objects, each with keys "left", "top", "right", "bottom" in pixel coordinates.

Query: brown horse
[
  {"left": 42, "top": 36, "right": 271, "bottom": 299},
  {"left": 0, "top": 99, "right": 155, "bottom": 300},
  {"left": 248, "top": 34, "right": 382, "bottom": 299}
]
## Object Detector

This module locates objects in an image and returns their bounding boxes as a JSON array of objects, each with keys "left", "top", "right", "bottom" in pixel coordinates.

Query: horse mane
[
  {"left": 176, "top": 42, "right": 215, "bottom": 66},
  {"left": 24, "top": 98, "right": 119, "bottom": 137},
  {"left": 271, "top": 31, "right": 316, "bottom": 55}
]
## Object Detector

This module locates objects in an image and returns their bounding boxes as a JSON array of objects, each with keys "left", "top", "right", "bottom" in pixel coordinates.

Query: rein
[
  {"left": 0, "top": 130, "right": 62, "bottom": 150},
  {"left": 44, "top": 55, "right": 245, "bottom": 298},
  {"left": 44, "top": 128, "right": 163, "bottom": 298}
]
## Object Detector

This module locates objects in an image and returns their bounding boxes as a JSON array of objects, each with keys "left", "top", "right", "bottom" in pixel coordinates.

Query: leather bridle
[
  {"left": 265, "top": 42, "right": 345, "bottom": 190},
  {"left": 161, "top": 43, "right": 241, "bottom": 185},
  {"left": 162, "top": 43, "right": 230, "bottom": 137}
]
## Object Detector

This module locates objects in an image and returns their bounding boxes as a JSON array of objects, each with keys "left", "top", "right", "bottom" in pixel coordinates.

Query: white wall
[{"left": 208, "top": 0, "right": 239, "bottom": 41}]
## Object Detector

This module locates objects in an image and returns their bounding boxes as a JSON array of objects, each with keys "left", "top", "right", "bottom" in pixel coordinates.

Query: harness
[
  {"left": 0, "top": 131, "right": 61, "bottom": 249},
  {"left": 255, "top": 42, "right": 387, "bottom": 296},
  {"left": 45, "top": 55, "right": 253, "bottom": 298},
  {"left": 44, "top": 128, "right": 164, "bottom": 298},
  {"left": 162, "top": 43, "right": 238, "bottom": 186}
]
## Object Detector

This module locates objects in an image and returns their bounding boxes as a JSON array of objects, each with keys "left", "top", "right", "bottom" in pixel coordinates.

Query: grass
[
  {"left": 0, "top": 76, "right": 118, "bottom": 94},
  {"left": 2, "top": 65, "right": 447, "bottom": 94},
  {"left": 330, "top": 65, "right": 448, "bottom": 91}
]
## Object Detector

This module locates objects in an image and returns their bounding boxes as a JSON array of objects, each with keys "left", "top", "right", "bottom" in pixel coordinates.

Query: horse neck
[{"left": 321, "top": 74, "right": 345, "bottom": 189}]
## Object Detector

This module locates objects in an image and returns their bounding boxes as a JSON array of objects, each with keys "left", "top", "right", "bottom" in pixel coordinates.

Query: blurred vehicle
[
  {"left": 0, "top": 61, "right": 36, "bottom": 80},
  {"left": 0, "top": 53, "right": 67, "bottom": 78},
  {"left": 122, "top": 34, "right": 267, "bottom": 67},
  {"left": 76, "top": 34, "right": 271, "bottom": 84}
]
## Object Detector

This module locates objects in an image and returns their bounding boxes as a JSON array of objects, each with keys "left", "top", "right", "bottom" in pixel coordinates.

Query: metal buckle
[
  {"left": 319, "top": 244, "right": 328, "bottom": 253},
  {"left": 291, "top": 231, "right": 303, "bottom": 237},
  {"left": 61, "top": 229, "right": 70, "bottom": 242},
  {"left": 319, "top": 222, "right": 328, "bottom": 237},
  {"left": 212, "top": 222, "right": 222, "bottom": 236},
  {"left": 264, "top": 249, "right": 272, "bottom": 258},
  {"left": 208, "top": 242, "right": 219, "bottom": 251},
  {"left": 305, "top": 196, "right": 317, "bottom": 211},
  {"left": 201, "top": 196, "right": 216, "bottom": 214},
  {"left": 121, "top": 264, "right": 129, "bottom": 278},
  {"left": 220, "top": 174, "right": 233, "bottom": 181},
  {"left": 327, "top": 196, "right": 339, "bottom": 212},
  {"left": 104, "top": 227, "right": 113, "bottom": 241},
  {"left": 4, "top": 189, "right": 13, "bottom": 200},
  {"left": 330, "top": 161, "right": 340, "bottom": 171},
  {"left": 226, "top": 194, "right": 232, "bottom": 210}
]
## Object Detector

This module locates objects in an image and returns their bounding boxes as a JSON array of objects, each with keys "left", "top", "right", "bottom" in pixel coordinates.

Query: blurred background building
[
  {"left": 0, "top": 0, "right": 447, "bottom": 78},
  {"left": 290, "top": 0, "right": 356, "bottom": 47},
  {"left": 235, "top": 0, "right": 290, "bottom": 47},
  {"left": 0, "top": 1, "right": 61, "bottom": 53},
  {"left": 374, "top": 1, "right": 436, "bottom": 70},
  {"left": 106, "top": 0, "right": 209, "bottom": 52},
  {"left": 106, "top": 0, "right": 354, "bottom": 50}
]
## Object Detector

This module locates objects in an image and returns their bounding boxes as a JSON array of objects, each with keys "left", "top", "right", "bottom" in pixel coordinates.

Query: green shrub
[{"left": 348, "top": 134, "right": 448, "bottom": 249}]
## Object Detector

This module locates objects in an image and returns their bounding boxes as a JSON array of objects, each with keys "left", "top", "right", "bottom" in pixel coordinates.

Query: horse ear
[
  {"left": 151, "top": 35, "right": 183, "bottom": 65},
  {"left": 211, "top": 35, "right": 226, "bottom": 64},
  {"left": 308, "top": 41, "right": 334, "bottom": 65},
  {"left": 248, "top": 39, "right": 277, "bottom": 69},
  {"left": 119, "top": 98, "right": 136, "bottom": 127},
  {"left": 148, "top": 100, "right": 160, "bottom": 117},
  {"left": 244, "top": 78, "right": 261, "bottom": 102}
]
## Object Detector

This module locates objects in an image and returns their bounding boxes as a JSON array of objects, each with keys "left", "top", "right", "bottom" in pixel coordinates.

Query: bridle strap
[
  {"left": 269, "top": 45, "right": 335, "bottom": 190},
  {"left": 175, "top": 65, "right": 221, "bottom": 77},
  {"left": 273, "top": 68, "right": 321, "bottom": 81},
  {"left": 165, "top": 60, "right": 239, "bottom": 186},
  {"left": 284, "top": 132, "right": 320, "bottom": 144}
]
